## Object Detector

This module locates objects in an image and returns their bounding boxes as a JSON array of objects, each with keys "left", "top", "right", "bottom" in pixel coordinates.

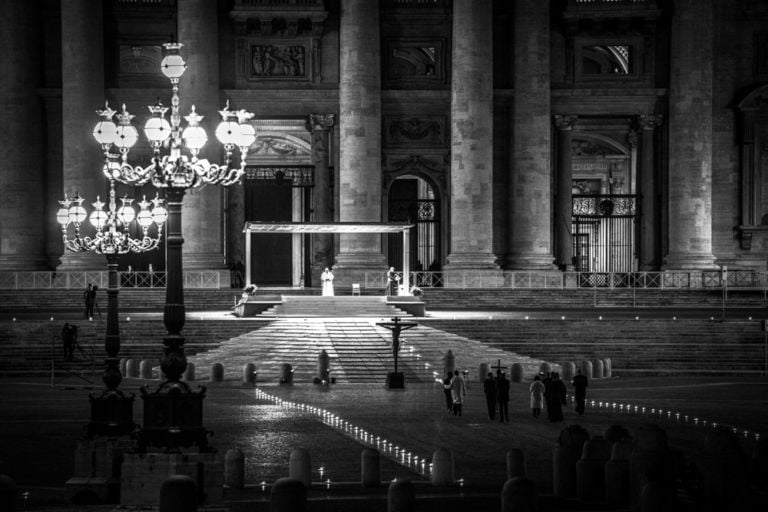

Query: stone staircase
[
  {"left": 187, "top": 319, "right": 551, "bottom": 384},
  {"left": 425, "top": 318, "right": 767, "bottom": 375},
  {"left": 262, "top": 295, "right": 410, "bottom": 318}
]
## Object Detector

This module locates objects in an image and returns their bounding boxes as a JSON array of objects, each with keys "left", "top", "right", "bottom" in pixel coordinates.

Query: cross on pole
[
  {"left": 491, "top": 359, "right": 507, "bottom": 377},
  {"left": 376, "top": 316, "right": 417, "bottom": 374}
]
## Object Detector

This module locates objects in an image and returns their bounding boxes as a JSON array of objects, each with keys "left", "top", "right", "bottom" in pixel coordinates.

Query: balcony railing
[{"left": 0, "top": 271, "right": 221, "bottom": 289}]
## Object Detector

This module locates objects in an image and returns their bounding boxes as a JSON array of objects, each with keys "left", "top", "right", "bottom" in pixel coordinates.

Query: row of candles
[
  {"left": 254, "top": 387, "right": 433, "bottom": 484},
  {"left": 576, "top": 395, "right": 760, "bottom": 441}
]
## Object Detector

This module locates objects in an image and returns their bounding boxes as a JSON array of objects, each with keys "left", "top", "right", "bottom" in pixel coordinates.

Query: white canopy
[{"left": 242, "top": 222, "right": 415, "bottom": 292}]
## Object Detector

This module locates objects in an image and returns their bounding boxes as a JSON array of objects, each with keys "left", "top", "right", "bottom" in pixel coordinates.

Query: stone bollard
[
  {"left": 605, "top": 438, "right": 634, "bottom": 506},
  {"left": 184, "top": 362, "right": 195, "bottom": 382},
  {"left": 224, "top": 448, "right": 245, "bottom": 489},
  {"left": 561, "top": 361, "right": 576, "bottom": 382},
  {"left": 604, "top": 425, "right": 631, "bottom": 445},
  {"left": 317, "top": 350, "right": 330, "bottom": 383},
  {"left": 270, "top": 477, "right": 306, "bottom": 512},
  {"left": 553, "top": 425, "right": 590, "bottom": 498},
  {"left": 119, "top": 358, "right": 128, "bottom": 376},
  {"left": 243, "top": 363, "right": 257, "bottom": 385},
  {"left": 139, "top": 359, "right": 153, "bottom": 379},
  {"left": 501, "top": 476, "right": 537, "bottom": 512},
  {"left": 630, "top": 425, "right": 675, "bottom": 511},
  {"left": 640, "top": 479, "right": 665, "bottom": 512},
  {"left": 603, "top": 357, "right": 612, "bottom": 378},
  {"left": 280, "top": 363, "right": 294, "bottom": 384},
  {"left": 506, "top": 449, "right": 526, "bottom": 479},
  {"left": 699, "top": 427, "right": 748, "bottom": 509},
  {"left": 126, "top": 359, "right": 138, "bottom": 378},
  {"left": 159, "top": 474, "right": 197, "bottom": 512},
  {"left": 388, "top": 478, "right": 415, "bottom": 512},
  {"left": 289, "top": 448, "right": 311, "bottom": 488},
  {"left": 431, "top": 448, "right": 454, "bottom": 486},
  {"left": 576, "top": 435, "right": 611, "bottom": 501},
  {"left": 0, "top": 474, "right": 16, "bottom": 512},
  {"left": 510, "top": 363, "right": 524, "bottom": 383},
  {"left": 593, "top": 359, "right": 604, "bottom": 379},
  {"left": 361, "top": 448, "right": 381, "bottom": 488},
  {"left": 210, "top": 363, "right": 224, "bottom": 383},
  {"left": 443, "top": 350, "right": 455, "bottom": 376},
  {"left": 539, "top": 362, "right": 552, "bottom": 375},
  {"left": 581, "top": 360, "right": 593, "bottom": 379},
  {"left": 478, "top": 362, "right": 490, "bottom": 383},
  {"left": 752, "top": 437, "right": 768, "bottom": 489}
]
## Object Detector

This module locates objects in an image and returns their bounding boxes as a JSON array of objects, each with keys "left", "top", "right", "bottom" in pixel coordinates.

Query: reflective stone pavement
[{"left": 0, "top": 374, "right": 766, "bottom": 510}]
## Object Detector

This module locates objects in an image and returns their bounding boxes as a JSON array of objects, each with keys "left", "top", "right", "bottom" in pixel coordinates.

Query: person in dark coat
[
  {"left": 83, "top": 283, "right": 97, "bottom": 318},
  {"left": 442, "top": 373, "right": 453, "bottom": 413},
  {"left": 496, "top": 372, "right": 510, "bottom": 422},
  {"left": 61, "top": 323, "right": 75, "bottom": 361},
  {"left": 483, "top": 372, "right": 497, "bottom": 420},
  {"left": 546, "top": 372, "right": 566, "bottom": 422},
  {"left": 572, "top": 369, "right": 589, "bottom": 415}
]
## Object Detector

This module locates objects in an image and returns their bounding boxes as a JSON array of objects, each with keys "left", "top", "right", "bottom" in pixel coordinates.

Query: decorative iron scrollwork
[
  {"left": 573, "top": 194, "right": 636, "bottom": 216},
  {"left": 245, "top": 165, "right": 315, "bottom": 187}
]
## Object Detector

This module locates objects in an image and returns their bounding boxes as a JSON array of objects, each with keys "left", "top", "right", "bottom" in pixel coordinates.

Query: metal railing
[
  {"left": 0, "top": 271, "right": 221, "bottom": 289},
  {"left": 363, "top": 270, "right": 768, "bottom": 291}
]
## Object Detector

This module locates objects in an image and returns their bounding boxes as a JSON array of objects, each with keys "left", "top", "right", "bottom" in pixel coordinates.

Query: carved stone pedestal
[{"left": 65, "top": 437, "right": 136, "bottom": 504}]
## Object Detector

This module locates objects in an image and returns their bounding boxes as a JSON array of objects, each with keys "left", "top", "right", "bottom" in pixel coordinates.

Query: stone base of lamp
[
  {"left": 65, "top": 436, "right": 136, "bottom": 504},
  {"left": 87, "top": 390, "right": 136, "bottom": 438},
  {"left": 120, "top": 450, "right": 223, "bottom": 507},
  {"left": 387, "top": 372, "right": 405, "bottom": 389}
]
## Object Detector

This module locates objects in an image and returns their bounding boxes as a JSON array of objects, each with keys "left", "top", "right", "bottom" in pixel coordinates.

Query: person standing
[
  {"left": 386, "top": 267, "right": 399, "bottom": 296},
  {"left": 442, "top": 373, "right": 453, "bottom": 413},
  {"left": 546, "top": 372, "right": 566, "bottom": 422},
  {"left": 529, "top": 374, "right": 545, "bottom": 418},
  {"left": 61, "top": 323, "right": 75, "bottom": 361},
  {"left": 483, "top": 372, "right": 497, "bottom": 420},
  {"left": 321, "top": 267, "right": 335, "bottom": 296},
  {"left": 572, "top": 369, "right": 589, "bottom": 415},
  {"left": 450, "top": 369, "right": 466, "bottom": 416},
  {"left": 83, "top": 283, "right": 96, "bottom": 318},
  {"left": 496, "top": 371, "right": 510, "bottom": 422}
]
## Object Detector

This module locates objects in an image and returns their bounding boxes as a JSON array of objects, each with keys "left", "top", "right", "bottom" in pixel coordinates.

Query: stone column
[
  {"left": 554, "top": 115, "right": 578, "bottom": 271},
  {"left": 664, "top": 0, "right": 717, "bottom": 269},
  {"left": 444, "top": 0, "right": 498, "bottom": 279},
  {"left": 0, "top": 3, "right": 48, "bottom": 270},
  {"left": 507, "top": 0, "right": 555, "bottom": 269},
  {"left": 58, "top": 0, "right": 104, "bottom": 270},
  {"left": 178, "top": 0, "right": 227, "bottom": 274},
  {"left": 309, "top": 114, "right": 335, "bottom": 284},
  {"left": 639, "top": 115, "right": 662, "bottom": 270},
  {"left": 335, "top": 0, "right": 386, "bottom": 283}
]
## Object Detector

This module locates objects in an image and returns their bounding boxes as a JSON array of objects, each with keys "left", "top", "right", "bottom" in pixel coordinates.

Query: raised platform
[{"left": 233, "top": 294, "right": 425, "bottom": 318}]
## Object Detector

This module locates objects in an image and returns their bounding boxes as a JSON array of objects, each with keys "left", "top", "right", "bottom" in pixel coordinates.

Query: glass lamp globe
[
  {"left": 151, "top": 196, "right": 168, "bottom": 225},
  {"left": 144, "top": 111, "right": 172, "bottom": 145},
  {"left": 238, "top": 122, "right": 256, "bottom": 149},
  {"left": 56, "top": 206, "right": 70, "bottom": 226},
  {"left": 93, "top": 102, "right": 117, "bottom": 147},
  {"left": 88, "top": 197, "right": 108, "bottom": 229},
  {"left": 114, "top": 105, "right": 138, "bottom": 150},
  {"left": 68, "top": 196, "right": 88, "bottom": 224},
  {"left": 215, "top": 119, "right": 240, "bottom": 145},
  {"left": 137, "top": 209, "right": 154, "bottom": 229},
  {"left": 117, "top": 197, "right": 136, "bottom": 225},
  {"left": 161, "top": 42, "right": 187, "bottom": 81}
]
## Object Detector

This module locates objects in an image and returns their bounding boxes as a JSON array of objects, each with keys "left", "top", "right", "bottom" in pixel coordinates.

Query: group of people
[
  {"left": 447, "top": 368, "right": 590, "bottom": 422},
  {"left": 482, "top": 371, "right": 512, "bottom": 422}
]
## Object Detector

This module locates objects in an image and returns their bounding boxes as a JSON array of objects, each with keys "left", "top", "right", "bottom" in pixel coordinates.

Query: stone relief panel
[
  {"left": 384, "top": 116, "right": 447, "bottom": 148},
  {"left": 384, "top": 39, "right": 446, "bottom": 87},
  {"left": 239, "top": 41, "right": 312, "bottom": 81}
]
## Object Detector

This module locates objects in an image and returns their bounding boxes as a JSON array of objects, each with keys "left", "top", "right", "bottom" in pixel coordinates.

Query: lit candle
[
  {"left": 260, "top": 481, "right": 267, "bottom": 492},
  {"left": 325, "top": 478, "right": 331, "bottom": 490}
]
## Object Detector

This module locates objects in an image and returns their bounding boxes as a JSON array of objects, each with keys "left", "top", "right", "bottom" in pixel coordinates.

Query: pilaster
[
  {"left": 639, "top": 114, "right": 662, "bottom": 270},
  {"left": 554, "top": 115, "right": 578, "bottom": 271},
  {"left": 309, "top": 114, "right": 335, "bottom": 283}
]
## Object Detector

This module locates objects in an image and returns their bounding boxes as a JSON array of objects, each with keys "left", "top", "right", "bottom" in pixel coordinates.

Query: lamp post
[
  {"left": 91, "top": 41, "right": 255, "bottom": 450},
  {"left": 56, "top": 180, "right": 167, "bottom": 436}
]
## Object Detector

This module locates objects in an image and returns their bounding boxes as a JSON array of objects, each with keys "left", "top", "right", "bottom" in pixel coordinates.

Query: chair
[{"left": 351, "top": 283, "right": 361, "bottom": 296}]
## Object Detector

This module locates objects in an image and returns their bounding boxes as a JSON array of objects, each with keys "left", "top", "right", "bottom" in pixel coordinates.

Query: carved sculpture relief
[
  {"left": 384, "top": 116, "right": 446, "bottom": 147},
  {"left": 250, "top": 43, "right": 307, "bottom": 78}
]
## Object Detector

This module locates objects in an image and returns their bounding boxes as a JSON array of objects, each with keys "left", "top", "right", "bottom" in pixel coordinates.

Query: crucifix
[
  {"left": 491, "top": 359, "right": 507, "bottom": 377},
  {"left": 376, "top": 316, "right": 417, "bottom": 374}
]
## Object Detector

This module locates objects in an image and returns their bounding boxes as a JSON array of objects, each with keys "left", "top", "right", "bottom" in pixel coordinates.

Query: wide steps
[{"left": 187, "top": 319, "right": 551, "bottom": 384}]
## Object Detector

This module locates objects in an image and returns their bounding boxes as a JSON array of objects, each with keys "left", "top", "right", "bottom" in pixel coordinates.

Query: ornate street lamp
[
  {"left": 57, "top": 180, "right": 167, "bottom": 437},
  {"left": 91, "top": 41, "right": 255, "bottom": 450}
]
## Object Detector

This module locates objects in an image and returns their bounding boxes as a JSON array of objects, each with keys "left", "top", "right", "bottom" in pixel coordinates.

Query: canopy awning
[{"left": 243, "top": 221, "right": 414, "bottom": 233}]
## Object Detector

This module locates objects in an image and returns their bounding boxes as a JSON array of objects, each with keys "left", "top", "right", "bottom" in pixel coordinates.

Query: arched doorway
[{"left": 387, "top": 175, "right": 440, "bottom": 276}]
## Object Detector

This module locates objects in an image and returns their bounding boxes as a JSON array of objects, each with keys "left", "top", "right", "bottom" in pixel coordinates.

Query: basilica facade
[{"left": 2, "top": 0, "right": 768, "bottom": 288}]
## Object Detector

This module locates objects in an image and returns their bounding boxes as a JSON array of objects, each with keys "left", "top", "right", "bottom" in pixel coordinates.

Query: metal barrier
[{"left": 0, "top": 271, "right": 221, "bottom": 289}]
